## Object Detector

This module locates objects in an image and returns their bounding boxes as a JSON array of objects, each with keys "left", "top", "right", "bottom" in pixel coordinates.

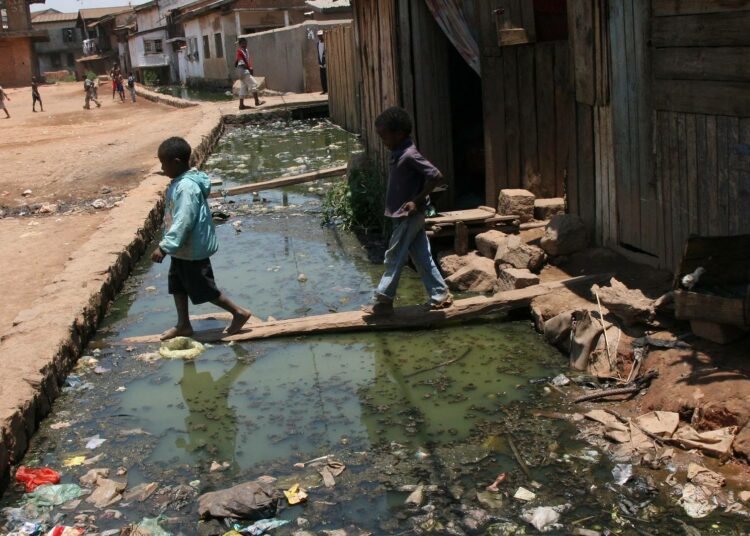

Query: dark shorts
[{"left": 168, "top": 257, "right": 221, "bottom": 305}]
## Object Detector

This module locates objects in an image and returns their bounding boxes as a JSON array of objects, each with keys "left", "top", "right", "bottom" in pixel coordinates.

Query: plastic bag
[
  {"left": 198, "top": 480, "right": 279, "bottom": 520},
  {"left": 134, "top": 517, "right": 171, "bottom": 536},
  {"left": 159, "top": 337, "right": 205, "bottom": 360},
  {"left": 233, "top": 518, "right": 290, "bottom": 535},
  {"left": 47, "top": 527, "right": 85, "bottom": 536},
  {"left": 16, "top": 467, "right": 61, "bottom": 492},
  {"left": 26, "top": 484, "right": 82, "bottom": 507}
]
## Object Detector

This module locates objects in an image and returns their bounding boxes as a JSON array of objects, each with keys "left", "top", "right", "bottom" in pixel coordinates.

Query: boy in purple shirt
[{"left": 362, "top": 107, "right": 453, "bottom": 315}]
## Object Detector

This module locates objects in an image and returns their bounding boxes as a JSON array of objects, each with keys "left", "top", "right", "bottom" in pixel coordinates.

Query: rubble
[
  {"left": 475, "top": 230, "right": 507, "bottom": 259},
  {"left": 498, "top": 189, "right": 535, "bottom": 222},
  {"left": 591, "top": 278, "right": 655, "bottom": 325},
  {"left": 533, "top": 198, "right": 565, "bottom": 220},
  {"left": 540, "top": 214, "right": 589, "bottom": 256},
  {"left": 494, "top": 235, "right": 546, "bottom": 273},
  {"left": 496, "top": 267, "right": 539, "bottom": 291},
  {"left": 445, "top": 256, "right": 497, "bottom": 293},
  {"left": 437, "top": 250, "right": 474, "bottom": 277}
]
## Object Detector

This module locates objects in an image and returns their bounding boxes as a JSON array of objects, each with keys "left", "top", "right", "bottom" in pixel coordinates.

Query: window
[
  {"left": 1, "top": 9, "right": 8, "bottom": 31},
  {"left": 202, "top": 35, "right": 210, "bottom": 59},
  {"left": 66, "top": 53, "right": 75, "bottom": 66},
  {"left": 51, "top": 53, "right": 62, "bottom": 68},
  {"left": 214, "top": 33, "right": 223, "bottom": 58},
  {"left": 188, "top": 37, "right": 199, "bottom": 61},
  {"left": 62, "top": 28, "right": 76, "bottom": 43},
  {"left": 144, "top": 39, "right": 163, "bottom": 55}
]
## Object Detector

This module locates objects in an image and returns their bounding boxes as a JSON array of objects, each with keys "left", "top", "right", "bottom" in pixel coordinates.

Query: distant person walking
[
  {"left": 0, "top": 86, "right": 10, "bottom": 118},
  {"left": 116, "top": 73, "right": 126, "bottom": 102},
  {"left": 31, "top": 76, "right": 43, "bottom": 112},
  {"left": 235, "top": 37, "right": 264, "bottom": 110},
  {"left": 127, "top": 73, "right": 136, "bottom": 103},
  {"left": 316, "top": 30, "right": 327, "bottom": 95},
  {"left": 109, "top": 64, "right": 120, "bottom": 99},
  {"left": 83, "top": 76, "right": 101, "bottom": 110}
]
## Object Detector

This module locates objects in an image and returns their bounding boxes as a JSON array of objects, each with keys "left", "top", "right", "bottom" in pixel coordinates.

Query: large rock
[
  {"left": 735, "top": 424, "right": 750, "bottom": 460},
  {"left": 438, "top": 250, "right": 481, "bottom": 277},
  {"left": 591, "top": 278, "right": 655, "bottom": 326},
  {"left": 475, "top": 230, "right": 508, "bottom": 259},
  {"left": 498, "top": 189, "right": 535, "bottom": 222},
  {"left": 496, "top": 267, "right": 540, "bottom": 292},
  {"left": 534, "top": 198, "right": 565, "bottom": 220},
  {"left": 540, "top": 214, "right": 589, "bottom": 256},
  {"left": 494, "top": 235, "right": 546, "bottom": 273},
  {"left": 445, "top": 256, "right": 497, "bottom": 293}
]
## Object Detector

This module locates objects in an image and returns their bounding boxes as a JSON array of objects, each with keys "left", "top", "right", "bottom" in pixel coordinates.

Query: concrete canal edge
[{"left": 0, "top": 99, "right": 331, "bottom": 496}]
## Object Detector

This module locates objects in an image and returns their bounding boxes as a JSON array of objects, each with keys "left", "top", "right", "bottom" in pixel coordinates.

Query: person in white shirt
[
  {"left": 316, "top": 30, "right": 327, "bottom": 95},
  {"left": 235, "top": 38, "right": 264, "bottom": 110}
]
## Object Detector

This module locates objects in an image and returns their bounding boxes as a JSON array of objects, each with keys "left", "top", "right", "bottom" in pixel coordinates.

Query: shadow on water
[{"left": 1, "top": 119, "right": 745, "bottom": 535}]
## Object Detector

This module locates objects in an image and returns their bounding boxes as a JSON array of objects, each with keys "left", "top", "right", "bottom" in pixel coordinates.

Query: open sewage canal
[{"left": 2, "top": 116, "right": 746, "bottom": 536}]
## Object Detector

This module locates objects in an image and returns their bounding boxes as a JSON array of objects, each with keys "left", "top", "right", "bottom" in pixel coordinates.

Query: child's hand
[
  {"left": 151, "top": 248, "right": 166, "bottom": 263},
  {"left": 400, "top": 201, "right": 417, "bottom": 215}
]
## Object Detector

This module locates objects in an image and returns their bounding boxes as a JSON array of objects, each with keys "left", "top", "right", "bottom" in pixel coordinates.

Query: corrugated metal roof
[
  {"left": 304, "top": 0, "right": 351, "bottom": 12},
  {"left": 32, "top": 12, "right": 78, "bottom": 23},
  {"left": 79, "top": 6, "right": 132, "bottom": 21}
]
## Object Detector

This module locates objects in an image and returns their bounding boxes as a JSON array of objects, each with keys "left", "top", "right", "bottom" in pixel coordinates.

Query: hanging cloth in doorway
[{"left": 423, "top": 0, "right": 481, "bottom": 75}]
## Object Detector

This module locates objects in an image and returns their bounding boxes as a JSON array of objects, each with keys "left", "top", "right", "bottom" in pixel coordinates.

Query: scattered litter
[
  {"left": 680, "top": 483, "right": 717, "bottom": 518},
  {"left": 672, "top": 425, "right": 737, "bottom": 458},
  {"left": 551, "top": 374, "right": 570, "bottom": 386},
  {"left": 210, "top": 461, "right": 230, "bottom": 473},
  {"left": 49, "top": 421, "right": 71, "bottom": 430},
  {"left": 317, "top": 460, "right": 346, "bottom": 487},
  {"left": 159, "top": 337, "right": 205, "bottom": 360},
  {"left": 145, "top": 286, "right": 157, "bottom": 292},
  {"left": 15, "top": 466, "right": 61, "bottom": 492},
  {"left": 521, "top": 504, "right": 570, "bottom": 532},
  {"left": 79, "top": 468, "right": 109, "bottom": 487},
  {"left": 233, "top": 221, "right": 242, "bottom": 232},
  {"left": 22, "top": 189, "right": 33, "bottom": 197},
  {"left": 85, "top": 435, "right": 106, "bottom": 450},
  {"left": 687, "top": 464, "right": 725, "bottom": 489},
  {"left": 632, "top": 335, "right": 690, "bottom": 349},
  {"left": 123, "top": 482, "right": 159, "bottom": 502},
  {"left": 86, "top": 477, "right": 126, "bottom": 508},
  {"left": 131, "top": 517, "right": 170, "bottom": 536},
  {"left": 513, "top": 487, "right": 536, "bottom": 501},
  {"left": 47, "top": 527, "right": 84, "bottom": 536},
  {"left": 198, "top": 480, "right": 279, "bottom": 520},
  {"left": 740, "top": 490, "right": 750, "bottom": 503},
  {"left": 62, "top": 456, "right": 86, "bottom": 467},
  {"left": 404, "top": 485, "right": 424, "bottom": 506},
  {"left": 414, "top": 447, "right": 430, "bottom": 460},
  {"left": 94, "top": 366, "right": 110, "bottom": 375},
  {"left": 25, "top": 484, "right": 82, "bottom": 507},
  {"left": 232, "top": 518, "right": 290, "bottom": 535},
  {"left": 297, "top": 273, "right": 308, "bottom": 283},
  {"left": 283, "top": 484, "right": 308, "bottom": 506},
  {"left": 486, "top": 472, "right": 506, "bottom": 492},
  {"left": 91, "top": 199, "right": 108, "bottom": 209},
  {"left": 612, "top": 464, "right": 633, "bottom": 486}
]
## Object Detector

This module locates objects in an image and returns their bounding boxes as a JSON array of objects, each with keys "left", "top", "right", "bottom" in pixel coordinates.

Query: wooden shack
[{"left": 328, "top": 0, "right": 750, "bottom": 272}]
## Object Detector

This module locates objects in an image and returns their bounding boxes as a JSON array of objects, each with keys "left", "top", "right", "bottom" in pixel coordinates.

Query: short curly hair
[
  {"left": 158, "top": 137, "right": 192, "bottom": 163},
  {"left": 375, "top": 106, "right": 413, "bottom": 136}
]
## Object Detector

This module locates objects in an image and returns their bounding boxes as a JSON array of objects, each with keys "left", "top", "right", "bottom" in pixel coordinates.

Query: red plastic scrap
[
  {"left": 48, "top": 527, "right": 85, "bottom": 536},
  {"left": 15, "top": 466, "right": 61, "bottom": 492}
]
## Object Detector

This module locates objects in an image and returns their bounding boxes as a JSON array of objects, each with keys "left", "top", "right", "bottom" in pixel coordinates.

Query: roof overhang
[{"left": 0, "top": 29, "right": 49, "bottom": 41}]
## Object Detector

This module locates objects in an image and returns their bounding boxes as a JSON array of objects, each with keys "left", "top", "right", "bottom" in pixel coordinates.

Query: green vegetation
[
  {"left": 322, "top": 158, "right": 387, "bottom": 234},
  {"left": 142, "top": 69, "right": 159, "bottom": 86},
  {"left": 85, "top": 70, "right": 97, "bottom": 80}
]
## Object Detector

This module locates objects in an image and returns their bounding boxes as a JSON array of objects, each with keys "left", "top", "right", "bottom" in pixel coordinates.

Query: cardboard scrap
[
  {"left": 634, "top": 411, "right": 679, "bottom": 437},
  {"left": 673, "top": 425, "right": 737, "bottom": 458},
  {"left": 687, "top": 464, "right": 725, "bottom": 489}
]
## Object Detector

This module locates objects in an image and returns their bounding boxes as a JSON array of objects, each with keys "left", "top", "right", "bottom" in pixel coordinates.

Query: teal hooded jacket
[{"left": 159, "top": 169, "right": 219, "bottom": 260}]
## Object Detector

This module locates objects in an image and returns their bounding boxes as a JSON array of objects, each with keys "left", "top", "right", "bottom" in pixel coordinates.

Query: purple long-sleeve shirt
[{"left": 384, "top": 138, "right": 441, "bottom": 218}]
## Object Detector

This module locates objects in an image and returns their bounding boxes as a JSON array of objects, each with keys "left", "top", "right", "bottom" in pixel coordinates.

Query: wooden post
[{"left": 454, "top": 221, "right": 469, "bottom": 255}]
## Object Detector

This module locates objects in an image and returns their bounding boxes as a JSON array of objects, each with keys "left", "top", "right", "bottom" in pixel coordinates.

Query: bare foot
[
  {"left": 225, "top": 309, "right": 252, "bottom": 334},
  {"left": 160, "top": 326, "right": 194, "bottom": 341}
]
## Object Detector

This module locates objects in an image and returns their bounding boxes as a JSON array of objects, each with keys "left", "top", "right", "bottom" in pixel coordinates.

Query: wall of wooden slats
[
  {"left": 351, "top": 0, "right": 400, "bottom": 171},
  {"left": 326, "top": 23, "right": 360, "bottom": 134}
]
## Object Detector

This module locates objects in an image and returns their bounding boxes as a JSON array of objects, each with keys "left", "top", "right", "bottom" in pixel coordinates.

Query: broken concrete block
[
  {"left": 475, "top": 230, "right": 508, "bottom": 259},
  {"left": 591, "top": 278, "right": 655, "bottom": 326},
  {"left": 445, "top": 256, "right": 497, "bottom": 293},
  {"left": 498, "top": 189, "right": 535, "bottom": 222},
  {"left": 494, "top": 235, "right": 546, "bottom": 273},
  {"left": 534, "top": 198, "right": 565, "bottom": 220},
  {"left": 496, "top": 267, "right": 540, "bottom": 292},
  {"left": 438, "top": 250, "right": 480, "bottom": 277},
  {"left": 540, "top": 214, "right": 589, "bottom": 256}
]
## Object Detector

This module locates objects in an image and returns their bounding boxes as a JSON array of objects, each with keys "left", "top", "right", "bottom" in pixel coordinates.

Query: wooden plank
[
  {"left": 656, "top": 112, "right": 672, "bottom": 266},
  {"left": 728, "top": 117, "right": 741, "bottom": 234},
  {"left": 676, "top": 114, "right": 690, "bottom": 249},
  {"left": 653, "top": 80, "right": 750, "bottom": 117},
  {"left": 426, "top": 208, "right": 502, "bottom": 226},
  {"left": 695, "top": 115, "right": 710, "bottom": 236},
  {"left": 653, "top": 0, "right": 750, "bottom": 16},
  {"left": 576, "top": 103, "right": 595, "bottom": 229},
  {"left": 208, "top": 165, "right": 347, "bottom": 198},
  {"left": 654, "top": 111, "right": 667, "bottom": 265},
  {"left": 717, "top": 116, "right": 731, "bottom": 235},
  {"left": 605, "top": 106, "right": 617, "bottom": 244},
  {"left": 675, "top": 291, "right": 746, "bottom": 327},
  {"left": 121, "top": 276, "right": 607, "bottom": 345},
  {"left": 482, "top": 52, "right": 508, "bottom": 205},
  {"left": 685, "top": 114, "right": 699, "bottom": 235},
  {"left": 517, "top": 45, "right": 540, "bottom": 193},
  {"left": 568, "top": 0, "right": 596, "bottom": 105},
  {"left": 654, "top": 48, "right": 750, "bottom": 83},
  {"left": 398, "top": 0, "right": 415, "bottom": 124},
  {"left": 739, "top": 119, "right": 750, "bottom": 232},
  {"left": 652, "top": 12, "right": 750, "bottom": 47},
  {"left": 504, "top": 48, "right": 521, "bottom": 187},
  {"left": 535, "top": 42, "right": 556, "bottom": 198},
  {"left": 668, "top": 112, "right": 681, "bottom": 268},
  {"left": 554, "top": 42, "right": 575, "bottom": 199},
  {"left": 706, "top": 116, "right": 720, "bottom": 235},
  {"left": 594, "top": 106, "right": 604, "bottom": 244}
]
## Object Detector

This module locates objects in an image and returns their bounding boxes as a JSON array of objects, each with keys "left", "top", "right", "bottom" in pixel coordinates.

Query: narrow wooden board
[
  {"left": 425, "top": 207, "right": 499, "bottom": 226},
  {"left": 654, "top": 47, "right": 750, "bottom": 83},
  {"left": 653, "top": 0, "right": 750, "bottom": 16},
  {"left": 208, "top": 165, "right": 347, "bottom": 198},
  {"left": 122, "top": 276, "right": 604, "bottom": 345},
  {"left": 652, "top": 12, "right": 750, "bottom": 47}
]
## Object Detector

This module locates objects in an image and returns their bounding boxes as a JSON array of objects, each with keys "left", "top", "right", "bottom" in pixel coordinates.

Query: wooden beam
[
  {"left": 122, "top": 275, "right": 605, "bottom": 345},
  {"left": 208, "top": 165, "right": 347, "bottom": 198},
  {"left": 653, "top": 0, "right": 750, "bottom": 16},
  {"left": 654, "top": 47, "right": 750, "bottom": 83},
  {"left": 652, "top": 12, "right": 750, "bottom": 47},
  {"left": 653, "top": 80, "right": 750, "bottom": 116}
]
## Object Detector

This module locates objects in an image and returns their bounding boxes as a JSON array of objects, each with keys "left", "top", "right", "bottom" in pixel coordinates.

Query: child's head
[
  {"left": 238, "top": 37, "right": 247, "bottom": 48},
  {"left": 158, "top": 137, "right": 192, "bottom": 178},
  {"left": 375, "top": 107, "right": 412, "bottom": 150}
]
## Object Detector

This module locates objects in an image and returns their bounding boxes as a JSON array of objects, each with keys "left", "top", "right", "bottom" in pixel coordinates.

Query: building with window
[
  {"left": 31, "top": 10, "right": 80, "bottom": 76},
  {"left": 75, "top": 6, "right": 134, "bottom": 77},
  {"left": 0, "top": 0, "right": 48, "bottom": 87}
]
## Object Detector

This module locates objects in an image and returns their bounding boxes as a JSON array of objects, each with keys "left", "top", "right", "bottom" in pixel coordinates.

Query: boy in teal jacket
[{"left": 152, "top": 137, "right": 251, "bottom": 340}]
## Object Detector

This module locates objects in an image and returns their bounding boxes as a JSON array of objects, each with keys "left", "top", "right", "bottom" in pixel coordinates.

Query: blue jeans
[{"left": 375, "top": 213, "right": 450, "bottom": 305}]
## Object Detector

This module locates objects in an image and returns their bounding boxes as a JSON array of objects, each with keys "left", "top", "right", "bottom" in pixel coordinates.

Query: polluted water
[{"left": 1, "top": 117, "right": 747, "bottom": 535}]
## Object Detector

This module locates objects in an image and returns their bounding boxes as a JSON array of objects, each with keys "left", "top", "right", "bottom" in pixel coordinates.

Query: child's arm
[
  {"left": 152, "top": 184, "right": 199, "bottom": 262},
  {"left": 401, "top": 153, "right": 443, "bottom": 215}
]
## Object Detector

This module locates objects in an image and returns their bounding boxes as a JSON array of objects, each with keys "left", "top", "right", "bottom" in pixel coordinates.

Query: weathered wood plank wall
[
  {"left": 651, "top": 0, "right": 750, "bottom": 269},
  {"left": 480, "top": 1, "right": 578, "bottom": 204},
  {"left": 326, "top": 23, "right": 360, "bottom": 134},
  {"left": 351, "top": 0, "right": 400, "bottom": 171}
]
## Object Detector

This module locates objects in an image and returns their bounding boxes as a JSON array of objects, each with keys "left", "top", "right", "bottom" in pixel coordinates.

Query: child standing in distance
[
  {"left": 0, "top": 86, "right": 10, "bottom": 118},
  {"left": 127, "top": 73, "right": 136, "bottom": 103},
  {"left": 116, "top": 73, "right": 126, "bottom": 102},
  {"left": 31, "top": 77, "right": 43, "bottom": 112},
  {"left": 362, "top": 107, "right": 453, "bottom": 316},
  {"left": 235, "top": 37, "right": 264, "bottom": 110},
  {"left": 152, "top": 137, "right": 252, "bottom": 340},
  {"left": 83, "top": 76, "right": 101, "bottom": 109}
]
